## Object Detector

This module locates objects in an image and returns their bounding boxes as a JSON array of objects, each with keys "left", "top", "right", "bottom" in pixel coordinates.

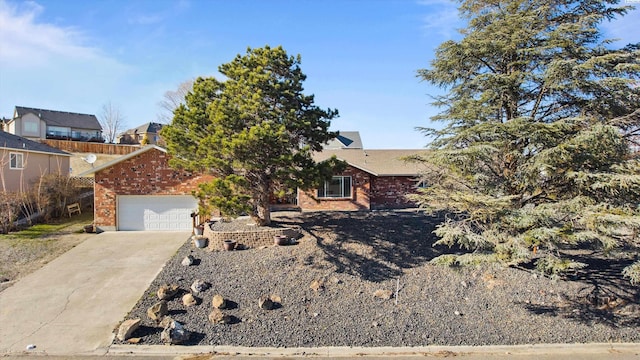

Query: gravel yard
[{"left": 115, "top": 211, "right": 640, "bottom": 347}]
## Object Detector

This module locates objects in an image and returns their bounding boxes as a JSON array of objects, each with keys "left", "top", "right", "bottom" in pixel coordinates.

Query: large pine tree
[
  {"left": 161, "top": 46, "right": 343, "bottom": 225},
  {"left": 412, "top": 0, "right": 640, "bottom": 283}
]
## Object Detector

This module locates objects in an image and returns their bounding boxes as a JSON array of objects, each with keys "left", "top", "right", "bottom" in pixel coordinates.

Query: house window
[
  {"left": 318, "top": 176, "right": 352, "bottom": 198},
  {"left": 23, "top": 120, "right": 38, "bottom": 134},
  {"left": 10, "top": 152, "right": 24, "bottom": 169}
]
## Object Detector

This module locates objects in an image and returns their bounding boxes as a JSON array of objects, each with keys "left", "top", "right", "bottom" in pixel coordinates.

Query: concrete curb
[{"left": 106, "top": 343, "right": 640, "bottom": 357}]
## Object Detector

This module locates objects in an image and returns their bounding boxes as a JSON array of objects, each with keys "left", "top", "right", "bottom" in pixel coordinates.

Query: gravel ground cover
[{"left": 115, "top": 211, "right": 640, "bottom": 347}]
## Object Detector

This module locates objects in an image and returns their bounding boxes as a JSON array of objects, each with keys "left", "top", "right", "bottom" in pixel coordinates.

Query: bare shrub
[
  {"left": 22, "top": 174, "right": 86, "bottom": 223},
  {"left": 0, "top": 191, "right": 22, "bottom": 234}
]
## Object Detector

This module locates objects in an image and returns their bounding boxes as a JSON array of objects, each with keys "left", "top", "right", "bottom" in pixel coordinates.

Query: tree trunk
[
  {"left": 254, "top": 202, "right": 271, "bottom": 226},
  {"left": 252, "top": 182, "right": 272, "bottom": 226}
]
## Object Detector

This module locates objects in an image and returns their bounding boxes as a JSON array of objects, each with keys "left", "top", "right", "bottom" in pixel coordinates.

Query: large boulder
[
  {"left": 182, "top": 293, "right": 198, "bottom": 307},
  {"left": 116, "top": 318, "right": 141, "bottom": 341},
  {"left": 190, "top": 279, "right": 210, "bottom": 294},
  {"left": 181, "top": 255, "right": 195, "bottom": 266},
  {"left": 208, "top": 308, "right": 232, "bottom": 324},
  {"left": 211, "top": 294, "right": 227, "bottom": 309},
  {"left": 147, "top": 300, "right": 168, "bottom": 322},
  {"left": 160, "top": 319, "right": 190, "bottom": 345},
  {"left": 157, "top": 284, "right": 180, "bottom": 300}
]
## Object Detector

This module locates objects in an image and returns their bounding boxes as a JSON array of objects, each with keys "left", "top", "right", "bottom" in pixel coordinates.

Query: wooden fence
[{"left": 40, "top": 139, "right": 140, "bottom": 155}]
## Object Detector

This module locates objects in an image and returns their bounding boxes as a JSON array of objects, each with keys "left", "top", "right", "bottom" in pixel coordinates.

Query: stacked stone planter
[{"left": 203, "top": 222, "right": 300, "bottom": 251}]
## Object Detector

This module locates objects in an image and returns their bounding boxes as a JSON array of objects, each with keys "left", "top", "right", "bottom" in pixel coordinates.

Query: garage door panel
[{"left": 118, "top": 195, "right": 198, "bottom": 231}]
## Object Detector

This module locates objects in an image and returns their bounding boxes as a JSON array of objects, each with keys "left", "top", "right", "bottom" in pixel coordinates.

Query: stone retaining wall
[{"left": 203, "top": 224, "right": 300, "bottom": 251}]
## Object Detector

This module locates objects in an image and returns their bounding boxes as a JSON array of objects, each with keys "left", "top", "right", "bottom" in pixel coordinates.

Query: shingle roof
[
  {"left": 15, "top": 106, "right": 102, "bottom": 130},
  {"left": 313, "top": 148, "right": 428, "bottom": 176},
  {"left": 122, "top": 122, "right": 164, "bottom": 135},
  {"left": 0, "top": 131, "right": 71, "bottom": 156},
  {"left": 324, "top": 131, "right": 363, "bottom": 149}
]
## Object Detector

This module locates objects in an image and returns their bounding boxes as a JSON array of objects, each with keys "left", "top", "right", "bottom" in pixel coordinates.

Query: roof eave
[
  {"left": 78, "top": 145, "right": 166, "bottom": 176},
  {"left": 0, "top": 146, "right": 72, "bottom": 157}
]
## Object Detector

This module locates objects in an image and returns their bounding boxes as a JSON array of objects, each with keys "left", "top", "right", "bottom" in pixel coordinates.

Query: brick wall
[
  {"left": 93, "top": 148, "right": 213, "bottom": 230},
  {"left": 297, "top": 166, "right": 371, "bottom": 211},
  {"left": 370, "top": 176, "right": 418, "bottom": 209},
  {"left": 203, "top": 224, "right": 300, "bottom": 250}
]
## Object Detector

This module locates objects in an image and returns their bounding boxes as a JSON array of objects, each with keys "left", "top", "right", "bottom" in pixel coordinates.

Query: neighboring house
[
  {"left": 0, "top": 131, "right": 72, "bottom": 193},
  {"left": 79, "top": 146, "right": 213, "bottom": 231},
  {"left": 4, "top": 106, "right": 103, "bottom": 142},
  {"left": 323, "top": 131, "right": 363, "bottom": 149},
  {"left": 118, "top": 122, "right": 164, "bottom": 145}
]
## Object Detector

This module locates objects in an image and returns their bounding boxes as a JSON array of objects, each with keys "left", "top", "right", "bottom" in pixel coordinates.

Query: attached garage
[
  {"left": 81, "top": 145, "right": 214, "bottom": 232},
  {"left": 117, "top": 195, "right": 198, "bottom": 231}
]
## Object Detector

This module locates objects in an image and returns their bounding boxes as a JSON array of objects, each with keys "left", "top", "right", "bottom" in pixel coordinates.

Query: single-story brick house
[{"left": 81, "top": 142, "right": 426, "bottom": 231}]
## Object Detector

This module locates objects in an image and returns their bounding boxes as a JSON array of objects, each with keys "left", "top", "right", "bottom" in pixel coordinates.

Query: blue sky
[{"left": 0, "top": 0, "right": 638, "bottom": 149}]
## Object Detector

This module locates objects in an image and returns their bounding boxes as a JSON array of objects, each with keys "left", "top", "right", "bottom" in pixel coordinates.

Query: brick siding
[
  {"left": 93, "top": 148, "right": 213, "bottom": 230},
  {"left": 297, "top": 166, "right": 371, "bottom": 211},
  {"left": 370, "top": 175, "right": 419, "bottom": 209},
  {"left": 297, "top": 166, "right": 419, "bottom": 211}
]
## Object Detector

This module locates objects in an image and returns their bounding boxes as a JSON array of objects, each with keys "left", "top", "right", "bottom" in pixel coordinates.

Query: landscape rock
[
  {"left": 157, "top": 284, "right": 180, "bottom": 300},
  {"left": 270, "top": 294, "right": 282, "bottom": 304},
  {"left": 310, "top": 279, "right": 325, "bottom": 292},
  {"left": 147, "top": 300, "right": 168, "bottom": 322},
  {"left": 159, "top": 316, "right": 174, "bottom": 329},
  {"left": 116, "top": 318, "right": 141, "bottom": 341},
  {"left": 211, "top": 294, "right": 227, "bottom": 309},
  {"left": 258, "top": 295, "right": 275, "bottom": 310},
  {"left": 160, "top": 319, "right": 190, "bottom": 345},
  {"left": 181, "top": 255, "right": 195, "bottom": 266},
  {"left": 182, "top": 293, "right": 198, "bottom": 307},
  {"left": 208, "top": 308, "right": 232, "bottom": 324},
  {"left": 373, "top": 289, "right": 393, "bottom": 300},
  {"left": 190, "top": 279, "right": 210, "bottom": 294}
]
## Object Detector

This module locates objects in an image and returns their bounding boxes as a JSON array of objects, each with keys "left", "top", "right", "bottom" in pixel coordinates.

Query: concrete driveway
[{"left": 0, "top": 231, "right": 189, "bottom": 356}]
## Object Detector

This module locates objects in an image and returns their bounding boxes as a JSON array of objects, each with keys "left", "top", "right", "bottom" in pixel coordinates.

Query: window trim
[
  {"left": 317, "top": 176, "right": 352, "bottom": 199},
  {"left": 9, "top": 152, "right": 24, "bottom": 170}
]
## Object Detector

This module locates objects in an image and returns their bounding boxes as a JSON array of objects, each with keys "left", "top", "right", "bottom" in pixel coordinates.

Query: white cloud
[
  {"left": 0, "top": 0, "right": 105, "bottom": 67},
  {"left": 416, "top": 0, "right": 463, "bottom": 41},
  {"left": 0, "top": 0, "right": 131, "bottom": 119}
]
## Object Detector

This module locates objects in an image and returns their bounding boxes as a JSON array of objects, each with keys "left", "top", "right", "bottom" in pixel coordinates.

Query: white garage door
[{"left": 117, "top": 195, "right": 198, "bottom": 231}]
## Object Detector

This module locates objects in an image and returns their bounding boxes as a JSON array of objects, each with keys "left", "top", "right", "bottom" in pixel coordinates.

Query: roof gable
[
  {"left": 78, "top": 145, "right": 167, "bottom": 176},
  {"left": 15, "top": 106, "right": 102, "bottom": 131},
  {"left": 0, "top": 131, "right": 71, "bottom": 156}
]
